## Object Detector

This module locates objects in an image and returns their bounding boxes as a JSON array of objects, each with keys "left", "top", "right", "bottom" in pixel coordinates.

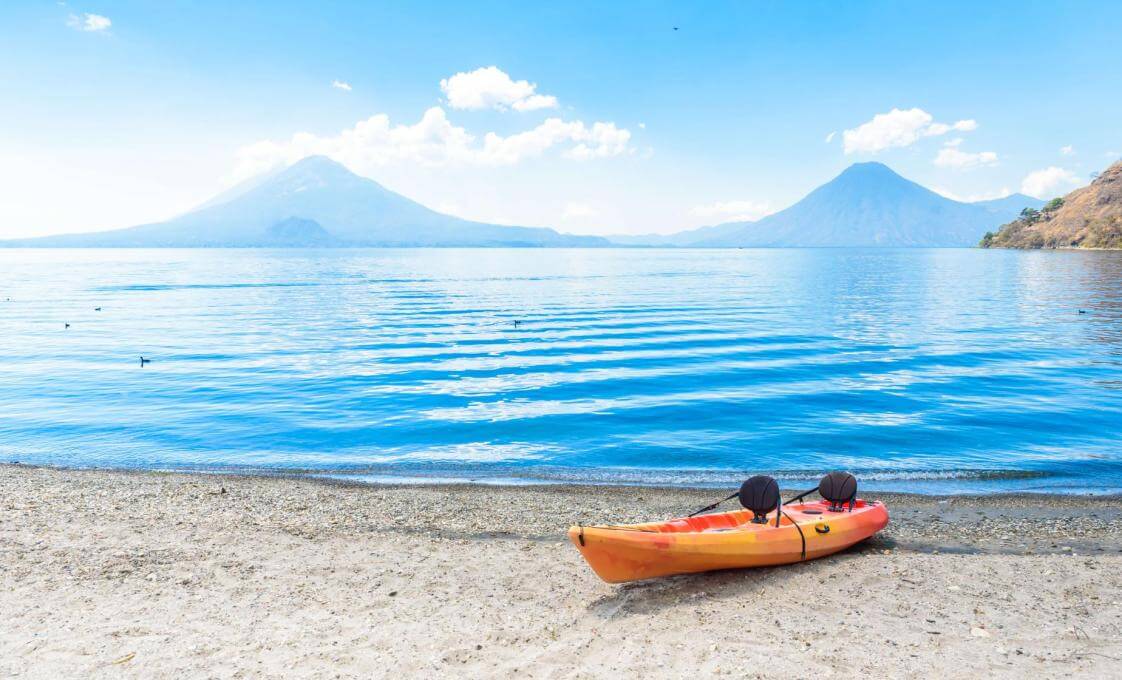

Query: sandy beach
[{"left": 2, "top": 464, "right": 1121, "bottom": 678}]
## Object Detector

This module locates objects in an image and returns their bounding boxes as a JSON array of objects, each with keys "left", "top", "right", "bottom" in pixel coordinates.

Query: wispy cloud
[
  {"left": 67, "top": 12, "right": 111, "bottom": 32},
  {"left": 843, "top": 108, "right": 976, "bottom": 154},
  {"left": 934, "top": 142, "right": 998, "bottom": 169},
  {"left": 1060, "top": 145, "right": 1074, "bottom": 156},
  {"left": 331, "top": 80, "right": 352, "bottom": 92},
  {"left": 440, "top": 66, "right": 558, "bottom": 112},
  {"left": 1020, "top": 166, "right": 1080, "bottom": 199},
  {"left": 690, "top": 200, "right": 773, "bottom": 222},
  {"left": 562, "top": 202, "right": 599, "bottom": 220},
  {"left": 825, "top": 131, "right": 836, "bottom": 144},
  {"left": 931, "top": 186, "right": 1012, "bottom": 203}
]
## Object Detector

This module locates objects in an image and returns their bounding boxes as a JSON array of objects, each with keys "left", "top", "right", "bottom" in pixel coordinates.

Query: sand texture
[{"left": 2, "top": 465, "right": 1121, "bottom": 678}]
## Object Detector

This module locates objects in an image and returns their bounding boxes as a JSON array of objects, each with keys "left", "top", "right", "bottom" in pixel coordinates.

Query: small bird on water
[
  {"left": 1079, "top": 309, "right": 1087, "bottom": 314},
  {"left": 139, "top": 356, "right": 151, "bottom": 366},
  {"left": 95, "top": 307, "right": 102, "bottom": 311},
  {"left": 64, "top": 323, "right": 70, "bottom": 329}
]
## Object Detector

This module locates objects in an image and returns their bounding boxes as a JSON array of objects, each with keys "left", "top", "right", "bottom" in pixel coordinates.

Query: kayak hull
[{"left": 568, "top": 499, "right": 888, "bottom": 583}]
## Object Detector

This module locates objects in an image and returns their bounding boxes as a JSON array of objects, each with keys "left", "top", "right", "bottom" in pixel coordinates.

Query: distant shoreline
[
  {"left": 7, "top": 243, "right": 1122, "bottom": 249},
  {"left": 980, "top": 245, "right": 1122, "bottom": 251},
  {"left": 4, "top": 463, "right": 1120, "bottom": 500}
]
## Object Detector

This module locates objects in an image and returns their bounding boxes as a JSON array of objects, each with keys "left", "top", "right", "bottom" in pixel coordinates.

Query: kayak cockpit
[{"left": 647, "top": 499, "right": 879, "bottom": 534}]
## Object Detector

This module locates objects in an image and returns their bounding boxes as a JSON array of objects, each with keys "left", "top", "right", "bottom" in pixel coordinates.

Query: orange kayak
[{"left": 568, "top": 498, "right": 888, "bottom": 583}]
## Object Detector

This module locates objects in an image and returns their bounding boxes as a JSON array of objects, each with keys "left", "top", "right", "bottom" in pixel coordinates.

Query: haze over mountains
[
  {"left": 618, "top": 163, "right": 1042, "bottom": 247},
  {"left": 3, "top": 157, "right": 1042, "bottom": 248},
  {"left": 6, "top": 156, "right": 607, "bottom": 248}
]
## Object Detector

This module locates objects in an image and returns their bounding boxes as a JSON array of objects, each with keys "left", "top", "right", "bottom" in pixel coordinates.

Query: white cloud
[
  {"left": 232, "top": 107, "right": 472, "bottom": 181},
  {"left": 690, "top": 200, "right": 773, "bottom": 222},
  {"left": 825, "top": 131, "right": 836, "bottom": 144},
  {"left": 434, "top": 201, "right": 463, "bottom": 216},
  {"left": 1020, "top": 166, "right": 1080, "bottom": 199},
  {"left": 562, "top": 122, "right": 631, "bottom": 161},
  {"left": 1060, "top": 145, "right": 1074, "bottom": 156},
  {"left": 511, "top": 94, "right": 558, "bottom": 112},
  {"left": 925, "top": 119, "right": 977, "bottom": 136},
  {"left": 231, "top": 107, "right": 632, "bottom": 182},
  {"left": 562, "top": 202, "right": 599, "bottom": 220},
  {"left": 67, "top": 12, "right": 111, "bottom": 32},
  {"left": 638, "top": 122, "right": 646, "bottom": 129},
  {"left": 842, "top": 108, "right": 977, "bottom": 154},
  {"left": 934, "top": 145, "right": 998, "bottom": 169},
  {"left": 439, "top": 66, "right": 558, "bottom": 112},
  {"left": 477, "top": 118, "right": 630, "bottom": 164},
  {"left": 331, "top": 80, "right": 352, "bottom": 92},
  {"left": 932, "top": 186, "right": 1012, "bottom": 203}
]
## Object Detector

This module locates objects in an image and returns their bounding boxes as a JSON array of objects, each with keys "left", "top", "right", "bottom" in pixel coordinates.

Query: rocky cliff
[{"left": 981, "top": 162, "right": 1122, "bottom": 249}]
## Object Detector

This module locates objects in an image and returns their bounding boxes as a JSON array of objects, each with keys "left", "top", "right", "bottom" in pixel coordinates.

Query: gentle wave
[
  {"left": 3, "top": 247, "right": 1122, "bottom": 494},
  {"left": 94, "top": 281, "right": 335, "bottom": 291}
]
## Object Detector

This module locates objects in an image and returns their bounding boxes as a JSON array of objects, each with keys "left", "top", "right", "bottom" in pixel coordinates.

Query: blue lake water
[{"left": 2, "top": 248, "right": 1122, "bottom": 494}]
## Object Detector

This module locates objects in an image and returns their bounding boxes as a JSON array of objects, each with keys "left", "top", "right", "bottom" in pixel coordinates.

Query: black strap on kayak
[
  {"left": 782, "top": 485, "right": 819, "bottom": 506},
  {"left": 687, "top": 491, "right": 739, "bottom": 517},
  {"left": 779, "top": 509, "right": 807, "bottom": 560}
]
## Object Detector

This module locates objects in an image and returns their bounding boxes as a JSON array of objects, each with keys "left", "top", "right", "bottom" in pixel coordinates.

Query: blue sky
[{"left": 2, "top": 0, "right": 1121, "bottom": 237}]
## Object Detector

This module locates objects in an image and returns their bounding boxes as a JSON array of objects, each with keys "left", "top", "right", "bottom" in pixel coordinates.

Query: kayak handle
[{"left": 815, "top": 524, "right": 830, "bottom": 534}]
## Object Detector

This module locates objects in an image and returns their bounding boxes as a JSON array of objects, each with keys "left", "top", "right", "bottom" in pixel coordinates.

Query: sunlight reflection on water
[{"left": 1, "top": 247, "right": 1121, "bottom": 493}]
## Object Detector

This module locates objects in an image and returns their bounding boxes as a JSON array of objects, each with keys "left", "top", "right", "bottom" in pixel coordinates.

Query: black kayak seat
[
  {"left": 739, "top": 475, "right": 780, "bottom": 523},
  {"left": 818, "top": 471, "right": 858, "bottom": 512}
]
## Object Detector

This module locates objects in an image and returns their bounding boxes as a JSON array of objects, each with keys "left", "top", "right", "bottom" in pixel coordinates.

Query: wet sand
[{"left": 2, "top": 464, "right": 1121, "bottom": 678}]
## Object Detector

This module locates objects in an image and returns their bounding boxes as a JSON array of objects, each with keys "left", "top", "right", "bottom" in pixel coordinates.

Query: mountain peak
[
  {"left": 279, "top": 155, "right": 359, "bottom": 179},
  {"left": 821, "top": 162, "right": 920, "bottom": 197},
  {"left": 837, "top": 161, "right": 900, "bottom": 179},
  {"left": 812, "top": 161, "right": 925, "bottom": 201},
  {"left": 4, "top": 152, "right": 608, "bottom": 248},
  {"left": 287, "top": 154, "right": 346, "bottom": 170},
  {"left": 685, "top": 161, "right": 1024, "bottom": 247}
]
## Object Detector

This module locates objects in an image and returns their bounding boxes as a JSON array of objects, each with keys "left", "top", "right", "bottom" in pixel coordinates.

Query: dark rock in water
[{"left": 266, "top": 217, "right": 334, "bottom": 246}]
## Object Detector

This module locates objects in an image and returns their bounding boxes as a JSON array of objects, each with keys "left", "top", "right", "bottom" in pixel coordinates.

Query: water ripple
[{"left": 2, "top": 247, "right": 1122, "bottom": 494}]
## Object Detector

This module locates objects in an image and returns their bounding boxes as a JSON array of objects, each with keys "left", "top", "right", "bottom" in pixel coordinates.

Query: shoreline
[
  {"left": 3, "top": 464, "right": 1121, "bottom": 677},
  {"left": 7, "top": 462, "right": 1121, "bottom": 499}
]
